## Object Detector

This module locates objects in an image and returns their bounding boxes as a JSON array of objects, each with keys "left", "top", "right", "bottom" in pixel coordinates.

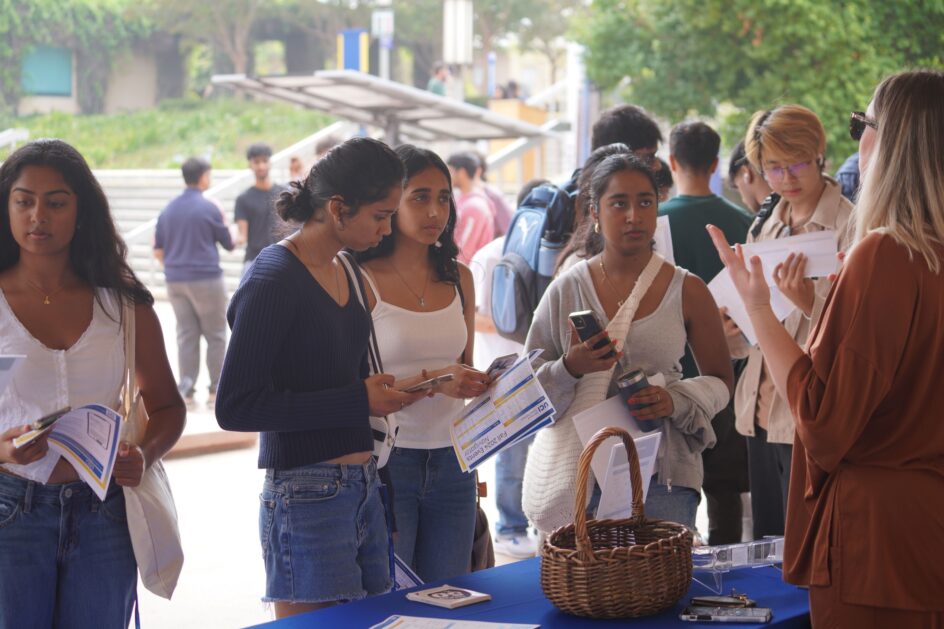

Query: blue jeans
[
  {"left": 495, "top": 435, "right": 533, "bottom": 536},
  {"left": 644, "top": 477, "right": 701, "bottom": 530},
  {"left": 0, "top": 474, "right": 136, "bottom": 629},
  {"left": 260, "top": 459, "right": 391, "bottom": 604},
  {"left": 387, "top": 447, "right": 477, "bottom": 582}
]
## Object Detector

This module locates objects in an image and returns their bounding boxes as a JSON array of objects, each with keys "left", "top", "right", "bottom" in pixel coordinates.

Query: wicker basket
[{"left": 540, "top": 426, "right": 693, "bottom": 618}]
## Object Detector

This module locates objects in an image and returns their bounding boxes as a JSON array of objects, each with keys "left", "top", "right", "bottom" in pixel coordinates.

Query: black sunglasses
[{"left": 849, "top": 111, "right": 878, "bottom": 141}]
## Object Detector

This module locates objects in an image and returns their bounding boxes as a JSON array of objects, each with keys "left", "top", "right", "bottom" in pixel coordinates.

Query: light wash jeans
[
  {"left": 387, "top": 446, "right": 477, "bottom": 582},
  {"left": 166, "top": 276, "right": 228, "bottom": 395},
  {"left": 644, "top": 476, "right": 701, "bottom": 530},
  {"left": 495, "top": 435, "right": 534, "bottom": 537},
  {"left": 260, "top": 459, "right": 391, "bottom": 603},
  {"left": 0, "top": 475, "right": 136, "bottom": 629}
]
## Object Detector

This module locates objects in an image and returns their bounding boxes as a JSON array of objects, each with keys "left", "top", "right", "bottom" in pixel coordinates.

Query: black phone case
[{"left": 569, "top": 312, "right": 615, "bottom": 358}]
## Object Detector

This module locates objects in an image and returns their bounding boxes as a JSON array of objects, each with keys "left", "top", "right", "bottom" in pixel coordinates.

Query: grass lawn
[{"left": 0, "top": 97, "right": 334, "bottom": 169}]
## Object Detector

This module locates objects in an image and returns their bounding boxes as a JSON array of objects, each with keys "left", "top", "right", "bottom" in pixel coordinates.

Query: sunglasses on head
[{"left": 850, "top": 111, "right": 878, "bottom": 141}]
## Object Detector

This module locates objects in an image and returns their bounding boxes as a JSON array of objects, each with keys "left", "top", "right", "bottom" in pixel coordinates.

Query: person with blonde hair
[
  {"left": 724, "top": 104, "right": 853, "bottom": 539},
  {"left": 709, "top": 68, "right": 944, "bottom": 626}
]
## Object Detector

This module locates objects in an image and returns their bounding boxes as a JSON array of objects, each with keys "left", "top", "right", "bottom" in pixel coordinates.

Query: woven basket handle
[{"left": 573, "top": 426, "right": 645, "bottom": 559}]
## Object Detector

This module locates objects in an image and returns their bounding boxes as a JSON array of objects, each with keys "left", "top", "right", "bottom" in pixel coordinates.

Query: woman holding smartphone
[
  {"left": 215, "top": 138, "right": 425, "bottom": 618},
  {"left": 356, "top": 145, "right": 489, "bottom": 581},
  {"left": 0, "top": 139, "right": 185, "bottom": 627},
  {"left": 522, "top": 152, "right": 733, "bottom": 534}
]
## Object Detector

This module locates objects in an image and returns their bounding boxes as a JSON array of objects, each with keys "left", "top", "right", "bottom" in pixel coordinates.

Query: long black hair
[
  {"left": 0, "top": 139, "right": 153, "bottom": 314},
  {"left": 356, "top": 145, "right": 461, "bottom": 285},
  {"left": 572, "top": 152, "right": 659, "bottom": 258},
  {"left": 276, "top": 136, "right": 404, "bottom": 224},
  {"left": 554, "top": 142, "right": 632, "bottom": 275}
]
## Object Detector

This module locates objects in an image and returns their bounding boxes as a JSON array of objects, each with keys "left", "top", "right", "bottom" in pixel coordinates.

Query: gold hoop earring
[{"left": 593, "top": 221, "right": 600, "bottom": 234}]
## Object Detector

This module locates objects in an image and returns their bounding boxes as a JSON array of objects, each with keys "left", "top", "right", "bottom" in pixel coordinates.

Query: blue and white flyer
[{"left": 450, "top": 350, "right": 555, "bottom": 472}]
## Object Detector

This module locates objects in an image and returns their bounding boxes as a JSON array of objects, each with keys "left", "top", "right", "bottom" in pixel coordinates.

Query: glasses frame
[
  {"left": 850, "top": 111, "right": 878, "bottom": 141},
  {"left": 762, "top": 160, "right": 813, "bottom": 183}
]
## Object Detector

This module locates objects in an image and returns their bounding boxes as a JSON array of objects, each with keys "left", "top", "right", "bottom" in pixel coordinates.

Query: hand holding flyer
[{"left": 12, "top": 404, "right": 123, "bottom": 500}]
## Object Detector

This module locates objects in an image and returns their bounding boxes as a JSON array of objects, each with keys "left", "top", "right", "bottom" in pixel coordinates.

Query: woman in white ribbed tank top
[
  {"left": 356, "top": 145, "right": 491, "bottom": 582},
  {"left": 0, "top": 140, "right": 185, "bottom": 627}
]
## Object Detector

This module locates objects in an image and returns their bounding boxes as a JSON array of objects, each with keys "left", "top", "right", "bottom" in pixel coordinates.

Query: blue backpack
[{"left": 490, "top": 183, "right": 576, "bottom": 344}]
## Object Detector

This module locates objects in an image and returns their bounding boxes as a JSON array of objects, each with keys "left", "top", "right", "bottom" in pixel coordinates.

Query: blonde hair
[
  {"left": 744, "top": 104, "right": 827, "bottom": 171},
  {"left": 854, "top": 70, "right": 944, "bottom": 273}
]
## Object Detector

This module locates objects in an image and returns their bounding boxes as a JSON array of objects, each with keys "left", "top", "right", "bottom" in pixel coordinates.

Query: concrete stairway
[{"left": 96, "top": 169, "right": 247, "bottom": 298}]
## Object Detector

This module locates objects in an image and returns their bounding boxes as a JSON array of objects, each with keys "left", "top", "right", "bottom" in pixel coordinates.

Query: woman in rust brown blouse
[{"left": 709, "top": 69, "right": 944, "bottom": 626}]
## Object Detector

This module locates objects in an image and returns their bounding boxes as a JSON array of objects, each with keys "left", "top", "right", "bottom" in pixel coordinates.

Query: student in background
[
  {"left": 727, "top": 140, "right": 772, "bottom": 215},
  {"left": 726, "top": 105, "right": 853, "bottom": 540},
  {"left": 0, "top": 139, "right": 185, "bottom": 628},
  {"left": 216, "top": 137, "right": 425, "bottom": 619},
  {"left": 356, "top": 145, "right": 489, "bottom": 581},
  {"left": 154, "top": 157, "right": 233, "bottom": 408},
  {"left": 591, "top": 104, "right": 664, "bottom": 170},
  {"left": 234, "top": 143, "right": 288, "bottom": 276},
  {"left": 475, "top": 152, "right": 514, "bottom": 237},
  {"left": 447, "top": 152, "right": 495, "bottom": 265}
]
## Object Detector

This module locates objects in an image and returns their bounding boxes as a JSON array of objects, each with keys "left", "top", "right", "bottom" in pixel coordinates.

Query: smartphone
[
  {"left": 30, "top": 406, "right": 71, "bottom": 432},
  {"left": 569, "top": 310, "right": 616, "bottom": 358},
  {"left": 402, "top": 373, "right": 455, "bottom": 393},
  {"left": 679, "top": 605, "right": 772, "bottom": 623}
]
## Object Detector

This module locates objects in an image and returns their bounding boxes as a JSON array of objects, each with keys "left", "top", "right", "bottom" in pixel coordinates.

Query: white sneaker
[{"left": 494, "top": 533, "right": 538, "bottom": 559}]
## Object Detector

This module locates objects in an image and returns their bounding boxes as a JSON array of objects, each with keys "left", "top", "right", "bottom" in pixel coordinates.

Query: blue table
[{"left": 248, "top": 558, "right": 810, "bottom": 628}]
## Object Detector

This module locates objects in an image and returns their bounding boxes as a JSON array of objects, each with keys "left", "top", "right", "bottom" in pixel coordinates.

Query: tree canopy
[{"left": 575, "top": 0, "right": 944, "bottom": 161}]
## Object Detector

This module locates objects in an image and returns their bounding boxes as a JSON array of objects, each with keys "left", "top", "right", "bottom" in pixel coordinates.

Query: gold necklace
[
  {"left": 388, "top": 260, "right": 430, "bottom": 308},
  {"left": 288, "top": 239, "right": 341, "bottom": 303},
  {"left": 22, "top": 277, "right": 67, "bottom": 305},
  {"left": 599, "top": 258, "right": 636, "bottom": 307}
]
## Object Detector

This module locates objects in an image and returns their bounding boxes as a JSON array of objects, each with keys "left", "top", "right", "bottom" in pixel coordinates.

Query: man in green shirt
[
  {"left": 427, "top": 62, "right": 449, "bottom": 96},
  {"left": 660, "top": 121, "right": 752, "bottom": 281},
  {"left": 659, "top": 121, "right": 752, "bottom": 546}
]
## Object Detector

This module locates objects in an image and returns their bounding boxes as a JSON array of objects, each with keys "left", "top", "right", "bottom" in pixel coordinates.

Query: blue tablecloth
[{"left": 248, "top": 558, "right": 810, "bottom": 628}]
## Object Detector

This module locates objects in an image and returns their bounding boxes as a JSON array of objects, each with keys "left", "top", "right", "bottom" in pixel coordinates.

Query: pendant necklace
[
  {"left": 23, "top": 277, "right": 67, "bottom": 305},
  {"left": 389, "top": 260, "right": 430, "bottom": 308}
]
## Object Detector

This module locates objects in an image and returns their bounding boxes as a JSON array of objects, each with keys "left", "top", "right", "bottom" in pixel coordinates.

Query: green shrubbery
[{"left": 0, "top": 97, "right": 334, "bottom": 168}]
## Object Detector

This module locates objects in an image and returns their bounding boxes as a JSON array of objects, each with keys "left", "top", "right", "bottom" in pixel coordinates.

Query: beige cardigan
[{"left": 729, "top": 179, "right": 853, "bottom": 444}]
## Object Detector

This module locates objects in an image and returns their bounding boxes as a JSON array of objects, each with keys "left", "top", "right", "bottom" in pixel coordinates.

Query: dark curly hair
[
  {"left": 0, "top": 139, "right": 153, "bottom": 317},
  {"left": 572, "top": 152, "right": 659, "bottom": 259},
  {"left": 554, "top": 143, "right": 632, "bottom": 274},
  {"left": 276, "top": 136, "right": 404, "bottom": 224},
  {"left": 356, "top": 145, "right": 461, "bottom": 285}
]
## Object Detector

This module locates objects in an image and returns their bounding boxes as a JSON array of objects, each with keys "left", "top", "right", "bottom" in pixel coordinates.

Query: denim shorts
[
  {"left": 0, "top": 473, "right": 136, "bottom": 629},
  {"left": 260, "top": 458, "right": 392, "bottom": 604}
]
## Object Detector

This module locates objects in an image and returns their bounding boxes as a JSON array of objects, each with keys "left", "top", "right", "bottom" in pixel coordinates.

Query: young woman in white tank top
[
  {"left": 356, "top": 145, "right": 490, "bottom": 582},
  {"left": 0, "top": 140, "right": 185, "bottom": 627}
]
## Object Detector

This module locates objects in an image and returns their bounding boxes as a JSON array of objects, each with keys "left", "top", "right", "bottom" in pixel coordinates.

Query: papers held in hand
[
  {"left": 406, "top": 584, "right": 491, "bottom": 609},
  {"left": 14, "top": 406, "right": 72, "bottom": 447}
]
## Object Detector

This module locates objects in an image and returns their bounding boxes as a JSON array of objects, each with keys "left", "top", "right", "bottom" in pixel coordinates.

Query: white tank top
[
  {"left": 0, "top": 288, "right": 125, "bottom": 483},
  {"left": 363, "top": 271, "right": 467, "bottom": 449}
]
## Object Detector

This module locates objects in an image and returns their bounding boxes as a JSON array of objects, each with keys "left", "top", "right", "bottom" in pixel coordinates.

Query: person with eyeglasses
[
  {"left": 721, "top": 104, "right": 853, "bottom": 540},
  {"left": 709, "top": 69, "right": 944, "bottom": 627}
]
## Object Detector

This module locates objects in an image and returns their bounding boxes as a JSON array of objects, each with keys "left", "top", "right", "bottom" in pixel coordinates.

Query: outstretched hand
[{"left": 707, "top": 225, "right": 771, "bottom": 315}]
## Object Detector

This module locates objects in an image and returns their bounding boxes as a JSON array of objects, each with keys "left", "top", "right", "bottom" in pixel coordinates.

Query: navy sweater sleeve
[{"left": 215, "top": 274, "right": 370, "bottom": 433}]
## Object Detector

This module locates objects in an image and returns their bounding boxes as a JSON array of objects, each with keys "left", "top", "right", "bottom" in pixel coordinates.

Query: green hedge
[{"left": 0, "top": 97, "right": 334, "bottom": 168}]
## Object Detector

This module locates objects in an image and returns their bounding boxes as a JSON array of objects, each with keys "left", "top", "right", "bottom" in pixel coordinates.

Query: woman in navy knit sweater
[{"left": 215, "top": 138, "right": 426, "bottom": 619}]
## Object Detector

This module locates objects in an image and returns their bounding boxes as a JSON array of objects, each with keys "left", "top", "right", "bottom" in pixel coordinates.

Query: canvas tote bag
[{"left": 121, "top": 300, "right": 184, "bottom": 599}]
